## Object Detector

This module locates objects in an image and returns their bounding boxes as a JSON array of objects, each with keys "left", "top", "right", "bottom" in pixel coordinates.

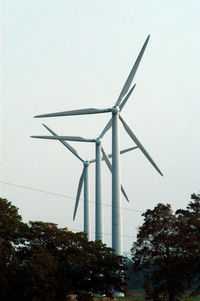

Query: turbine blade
[
  {"left": 121, "top": 185, "right": 129, "bottom": 202},
  {"left": 34, "top": 108, "right": 111, "bottom": 118},
  {"left": 119, "top": 114, "right": 163, "bottom": 176},
  {"left": 73, "top": 169, "right": 84, "bottom": 220},
  {"left": 89, "top": 158, "right": 95, "bottom": 164},
  {"left": 101, "top": 147, "right": 129, "bottom": 202},
  {"left": 42, "top": 124, "right": 84, "bottom": 162},
  {"left": 107, "top": 146, "right": 138, "bottom": 158},
  {"left": 101, "top": 146, "right": 112, "bottom": 173},
  {"left": 116, "top": 35, "right": 150, "bottom": 106},
  {"left": 31, "top": 135, "right": 95, "bottom": 142},
  {"left": 89, "top": 146, "right": 138, "bottom": 163},
  {"left": 119, "top": 146, "right": 138, "bottom": 155},
  {"left": 99, "top": 118, "right": 112, "bottom": 139},
  {"left": 119, "top": 84, "right": 136, "bottom": 111}
]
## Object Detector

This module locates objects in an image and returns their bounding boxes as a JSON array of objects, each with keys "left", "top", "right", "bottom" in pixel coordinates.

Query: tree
[
  {"left": 0, "top": 197, "right": 127, "bottom": 300},
  {"left": 131, "top": 203, "right": 188, "bottom": 301},
  {"left": 16, "top": 221, "right": 127, "bottom": 300},
  {"left": 176, "top": 193, "right": 200, "bottom": 294},
  {"left": 0, "top": 197, "right": 26, "bottom": 301},
  {"left": 71, "top": 238, "right": 127, "bottom": 297}
]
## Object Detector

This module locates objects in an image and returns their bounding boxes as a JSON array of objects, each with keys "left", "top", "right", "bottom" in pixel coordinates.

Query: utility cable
[
  {"left": 0, "top": 180, "right": 143, "bottom": 213},
  {"left": 69, "top": 227, "right": 137, "bottom": 239}
]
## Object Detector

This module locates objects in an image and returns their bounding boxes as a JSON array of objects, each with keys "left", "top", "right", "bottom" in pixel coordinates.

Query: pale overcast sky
[{"left": 1, "top": 0, "right": 200, "bottom": 255}]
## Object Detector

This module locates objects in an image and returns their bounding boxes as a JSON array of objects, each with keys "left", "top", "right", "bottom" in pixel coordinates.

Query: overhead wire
[
  {"left": 0, "top": 180, "right": 142, "bottom": 241},
  {"left": 0, "top": 180, "right": 143, "bottom": 213},
  {"left": 0, "top": 181, "right": 75, "bottom": 199},
  {"left": 69, "top": 227, "right": 137, "bottom": 239},
  {"left": 2, "top": 181, "right": 196, "bottom": 249}
]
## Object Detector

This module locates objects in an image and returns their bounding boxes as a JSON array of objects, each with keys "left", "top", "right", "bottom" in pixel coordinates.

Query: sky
[{"left": 1, "top": 0, "right": 200, "bottom": 255}]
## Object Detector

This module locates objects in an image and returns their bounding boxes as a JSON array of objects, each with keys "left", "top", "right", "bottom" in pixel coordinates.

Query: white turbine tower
[
  {"left": 34, "top": 35, "right": 163, "bottom": 255},
  {"left": 32, "top": 124, "right": 138, "bottom": 241}
]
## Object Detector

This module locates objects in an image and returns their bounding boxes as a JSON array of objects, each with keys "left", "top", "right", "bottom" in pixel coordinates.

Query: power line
[
  {"left": 0, "top": 179, "right": 139, "bottom": 239},
  {"left": 0, "top": 181, "right": 75, "bottom": 199},
  {"left": 69, "top": 227, "right": 137, "bottom": 239},
  {"left": 0, "top": 181, "right": 141, "bottom": 240},
  {"left": 0, "top": 180, "right": 143, "bottom": 213}
]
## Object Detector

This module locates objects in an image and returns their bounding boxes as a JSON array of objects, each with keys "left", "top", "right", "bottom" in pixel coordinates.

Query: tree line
[
  {"left": 131, "top": 193, "right": 200, "bottom": 300},
  {"left": 0, "top": 197, "right": 127, "bottom": 301},
  {"left": 1, "top": 193, "right": 200, "bottom": 301}
]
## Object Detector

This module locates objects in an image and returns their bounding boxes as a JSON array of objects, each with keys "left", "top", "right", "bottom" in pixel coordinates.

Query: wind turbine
[
  {"left": 32, "top": 124, "right": 138, "bottom": 241},
  {"left": 36, "top": 124, "right": 91, "bottom": 239},
  {"left": 34, "top": 35, "right": 163, "bottom": 255}
]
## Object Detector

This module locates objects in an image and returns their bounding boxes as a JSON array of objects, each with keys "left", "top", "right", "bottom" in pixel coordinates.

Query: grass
[
  {"left": 108, "top": 296, "right": 200, "bottom": 301},
  {"left": 119, "top": 296, "right": 144, "bottom": 299},
  {"left": 162, "top": 296, "right": 200, "bottom": 301},
  {"left": 68, "top": 295, "right": 200, "bottom": 301}
]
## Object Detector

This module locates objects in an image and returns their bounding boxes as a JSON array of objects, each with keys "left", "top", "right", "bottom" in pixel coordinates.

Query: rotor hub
[
  {"left": 84, "top": 160, "right": 89, "bottom": 167},
  {"left": 96, "top": 137, "right": 102, "bottom": 145},
  {"left": 112, "top": 105, "right": 119, "bottom": 114}
]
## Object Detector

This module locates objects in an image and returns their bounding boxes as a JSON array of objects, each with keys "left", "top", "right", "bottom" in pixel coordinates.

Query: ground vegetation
[
  {"left": 131, "top": 194, "right": 200, "bottom": 301},
  {"left": 0, "top": 197, "right": 127, "bottom": 300}
]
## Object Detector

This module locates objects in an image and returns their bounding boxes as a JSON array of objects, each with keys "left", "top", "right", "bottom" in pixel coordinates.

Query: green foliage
[
  {"left": 0, "top": 197, "right": 127, "bottom": 300},
  {"left": 131, "top": 196, "right": 200, "bottom": 301},
  {"left": 16, "top": 222, "right": 126, "bottom": 300},
  {"left": 176, "top": 193, "right": 200, "bottom": 294},
  {"left": 0, "top": 197, "right": 26, "bottom": 300}
]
